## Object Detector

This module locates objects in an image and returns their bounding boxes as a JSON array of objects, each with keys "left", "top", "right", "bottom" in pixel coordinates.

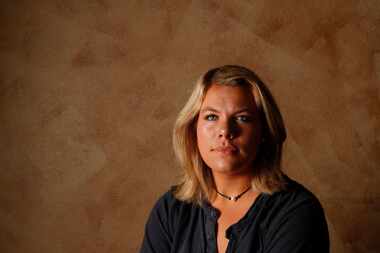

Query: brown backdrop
[{"left": 1, "top": 1, "right": 379, "bottom": 253}]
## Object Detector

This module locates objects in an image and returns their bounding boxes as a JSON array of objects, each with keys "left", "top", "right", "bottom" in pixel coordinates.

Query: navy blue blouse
[{"left": 139, "top": 177, "right": 329, "bottom": 253}]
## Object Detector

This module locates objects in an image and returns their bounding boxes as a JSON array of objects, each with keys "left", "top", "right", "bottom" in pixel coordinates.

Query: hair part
[{"left": 173, "top": 65, "right": 288, "bottom": 204}]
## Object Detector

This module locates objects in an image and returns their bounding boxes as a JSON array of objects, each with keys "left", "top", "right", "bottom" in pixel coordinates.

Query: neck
[{"left": 212, "top": 170, "right": 253, "bottom": 197}]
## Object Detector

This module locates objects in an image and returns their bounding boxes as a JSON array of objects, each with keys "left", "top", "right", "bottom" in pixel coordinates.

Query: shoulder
[
  {"left": 141, "top": 187, "right": 192, "bottom": 252},
  {"left": 265, "top": 176, "right": 323, "bottom": 214},
  {"left": 151, "top": 186, "right": 182, "bottom": 213},
  {"left": 151, "top": 185, "right": 193, "bottom": 215},
  {"left": 262, "top": 176, "right": 327, "bottom": 228},
  {"left": 146, "top": 186, "right": 195, "bottom": 234},
  {"left": 260, "top": 176, "right": 330, "bottom": 252}
]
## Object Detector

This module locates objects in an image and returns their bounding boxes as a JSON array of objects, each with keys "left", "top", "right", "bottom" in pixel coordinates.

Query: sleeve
[
  {"left": 263, "top": 197, "right": 330, "bottom": 253},
  {"left": 139, "top": 192, "right": 174, "bottom": 253}
]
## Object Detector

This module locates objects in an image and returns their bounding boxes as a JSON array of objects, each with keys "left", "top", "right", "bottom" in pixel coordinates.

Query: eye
[
  {"left": 205, "top": 114, "right": 218, "bottom": 121},
  {"left": 236, "top": 115, "right": 252, "bottom": 122}
]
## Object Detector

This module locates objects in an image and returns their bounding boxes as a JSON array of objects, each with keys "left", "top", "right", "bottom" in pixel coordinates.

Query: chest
[
  {"left": 174, "top": 198, "right": 265, "bottom": 253},
  {"left": 216, "top": 207, "right": 251, "bottom": 253}
]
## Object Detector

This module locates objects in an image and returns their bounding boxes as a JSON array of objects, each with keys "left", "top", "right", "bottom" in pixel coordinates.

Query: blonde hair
[{"left": 173, "top": 65, "right": 287, "bottom": 204}]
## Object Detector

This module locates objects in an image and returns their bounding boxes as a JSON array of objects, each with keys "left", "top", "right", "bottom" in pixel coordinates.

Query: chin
[{"left": 209, "top": 162, "right": 247, "bottom": 175}]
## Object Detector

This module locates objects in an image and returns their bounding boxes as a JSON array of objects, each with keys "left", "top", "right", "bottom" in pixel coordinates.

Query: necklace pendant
[{"left": 215, "top": 186, "right": 251, "bottom": 202}]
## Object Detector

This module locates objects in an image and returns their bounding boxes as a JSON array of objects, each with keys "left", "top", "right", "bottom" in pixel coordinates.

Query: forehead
[{"left": 201, "top": 84, "right": 258, "bottom": 111}]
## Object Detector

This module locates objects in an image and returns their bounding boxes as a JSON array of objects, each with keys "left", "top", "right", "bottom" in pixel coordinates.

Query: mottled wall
[{"left": 0, "top": 1, "right": 379, "bottom": 253}]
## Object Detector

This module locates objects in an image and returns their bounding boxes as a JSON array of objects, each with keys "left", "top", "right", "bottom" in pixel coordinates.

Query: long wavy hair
[{"left": 173, "top": 65, "right": 287, "bottom": 204}]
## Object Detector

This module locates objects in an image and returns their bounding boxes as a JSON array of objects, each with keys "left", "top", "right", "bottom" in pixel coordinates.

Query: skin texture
[
  {"left": 196, "top": 84, "right": 263, "bottom": 253},
  {"left": 196, "top": 84, "right": 262, "bottom": 177}
]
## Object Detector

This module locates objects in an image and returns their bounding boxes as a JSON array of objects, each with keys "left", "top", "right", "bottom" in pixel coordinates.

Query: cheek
[
  {"left": 239, "top": 127, "right": 261, "bottom": 151},
  {"left": 196, "top": 122, "right": 214, "bottom": 151}
]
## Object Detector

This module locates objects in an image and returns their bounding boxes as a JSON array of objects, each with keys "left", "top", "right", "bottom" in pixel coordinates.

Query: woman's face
[{"left": 196, "top": 84, "right": 262, "bottom": 176}]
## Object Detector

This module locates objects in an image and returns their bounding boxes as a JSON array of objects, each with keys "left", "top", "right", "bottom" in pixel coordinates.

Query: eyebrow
[{"left": 200, "top": 106, "right": 254, "bottom": 114}]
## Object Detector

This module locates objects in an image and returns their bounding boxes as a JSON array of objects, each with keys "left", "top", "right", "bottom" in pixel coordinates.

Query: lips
[{"left": 212, "top": 145, "right": 238, "bottom": 154}]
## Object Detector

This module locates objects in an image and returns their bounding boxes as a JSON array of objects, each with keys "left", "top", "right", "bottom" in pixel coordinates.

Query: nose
[
  {"left": 219, "top": 129, "right": 233, "bottom": 140},
  {"left": 218, "top": 120, "right": 235, "bottom": 140}
]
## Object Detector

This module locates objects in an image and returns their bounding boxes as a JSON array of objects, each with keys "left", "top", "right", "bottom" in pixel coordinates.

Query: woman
[{"left": 139, "top": 65, "right": 329, "bottom": 253}]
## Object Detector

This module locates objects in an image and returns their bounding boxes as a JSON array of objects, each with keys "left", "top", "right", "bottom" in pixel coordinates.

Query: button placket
[{"left": 204, "top": 214, "right": 218, "bottom": 252}]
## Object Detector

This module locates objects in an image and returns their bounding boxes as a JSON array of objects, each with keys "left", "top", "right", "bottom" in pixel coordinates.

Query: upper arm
[
  {"left": 263, "top": 199, "right": 330, "bottom": 253},
  {"left": 139, "top": 195, "right": 174, "bottom": 253}
]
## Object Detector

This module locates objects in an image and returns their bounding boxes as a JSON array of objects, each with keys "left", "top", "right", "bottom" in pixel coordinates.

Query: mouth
[{"left": 212, "top": 145, "right": 238, "bottom": 154}]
